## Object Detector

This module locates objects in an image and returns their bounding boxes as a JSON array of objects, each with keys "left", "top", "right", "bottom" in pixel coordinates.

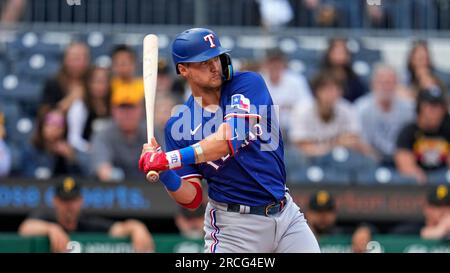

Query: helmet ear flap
[{"left": 220, "top": 53, "right": 233, "bottom": 81}]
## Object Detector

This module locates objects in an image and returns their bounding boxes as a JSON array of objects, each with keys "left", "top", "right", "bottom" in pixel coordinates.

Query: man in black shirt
[
  {"left": 305, "top": 190, "right": 346, "bottom": 237},
  {"left": 391, "top": 184, "right": 450, "bottom": 240},
  {"left": 18, "top": 177, "right": 154, "bottom": 253},
  {"left": 395, "top": 86, "right": 450, "bottom": 184},
  {"left": 306, "top": 190, "right": 378, "bottom": 252}
]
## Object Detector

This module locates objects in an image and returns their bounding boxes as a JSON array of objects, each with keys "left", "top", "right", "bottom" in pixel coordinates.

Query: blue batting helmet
[{"left": 172, "top": 28, "right": 232, "bottom": 77}]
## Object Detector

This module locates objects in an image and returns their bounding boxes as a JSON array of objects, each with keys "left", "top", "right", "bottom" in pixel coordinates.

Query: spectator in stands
[
  {"left": 18, "top": 177, "right": 154, "bottom": 253},
  {"left": 306, "top": 190, "right": 345, "bottom": 238},
  {"left": 111, "top": 45, "right": 144, "bottom": 105},
  {"left": 356, "top": 64, "right": 415, "bottom": 166},
  {"left": 21, "top": 108, "right": 80, "bottom": 179},
  {"left": 320, "top": 38, "right": 367, "bottom": 102},
  {"left": 67, "top": 66, "right": 111, "bottom": 174},
  {"left": 261, "top": 48, "right": 312, "bottom": 139},
  {"left": 306, "top": 190, "right": 378, "bottom": 252},
  {"left": 315, "top": 2, "right": 339, "bottom": 28},
  {"left": 90, "top": 84, "right": 146, "bottom": 182},
  {"left": 175, "top": 204, "right": 206, "bottom": 240},
  {"left": 391, "top": 184, "right": 450, "bottom": 240},
  {"left": 290, "top": 71, "right": 372, "bottom": 159},
  {"left": 40, "top": 42, "right": 90, "bottom": 113},
  {"left": 404, "top": 40, "right": 448, "bottom": 101},
  {"left": 257, "top": 0, "right": 293, "bottom": 30},
  {"left": 0, "top": 0, "right": 26, "bottom": 24},
  {"left": 156, "top": 59, "right": 175, "bottom": 95},
  {"left": 154, "top": 93, "right": 177, "bottom": 149},
  {"left": 172, "top": 204, "right": 206, "bottom": 253},
  {"left": 0, "top": 110, "right": 11, "bottom": 176},
  {"left": 395, "top": 87, "right": 450, "bottom": 184},
  {"left": 365, "top": 4, "right": 392, "bottom": 29},
  {"left": 351, "top": 224, "right": 373, "bottom": 253}
]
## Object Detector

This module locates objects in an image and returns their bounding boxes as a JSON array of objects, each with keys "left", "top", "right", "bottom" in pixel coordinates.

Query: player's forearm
[
  {"left": 154, "top": 169, "right": 203, "bottom": 209},
  {"left": 109, "top": 220, "right": 147, "bottom": 237},
  {"left": 196, "top": 122, "right": 231, "bottom": 162},
  {"left": 167, "top": 179, "right": 199, "bottom": 204},
  {"left": 19, "top": 219, "right": 56, "bottom": 236},
  {"left": 421, "top": 225, "right": 447, "bottom": 239}
]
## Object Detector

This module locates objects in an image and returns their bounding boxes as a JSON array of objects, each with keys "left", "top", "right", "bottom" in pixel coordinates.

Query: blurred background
[{"left": 1, "top": 0, "right": 450, "bottom": 253}]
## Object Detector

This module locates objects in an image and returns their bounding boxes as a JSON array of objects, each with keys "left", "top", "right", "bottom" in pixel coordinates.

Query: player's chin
[{"left": 209, "top": 76, "right": 222, "bottom": 87}]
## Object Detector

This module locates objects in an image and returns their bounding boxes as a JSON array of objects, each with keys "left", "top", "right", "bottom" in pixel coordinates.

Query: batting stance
[{"left": 139, "top": 28, "right": 320, "bottom": 253}]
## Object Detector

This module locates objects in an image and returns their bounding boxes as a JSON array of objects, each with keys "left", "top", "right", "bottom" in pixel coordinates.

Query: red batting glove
[{"left": 138, "top": 150, "right": 170, "bottom": 173}]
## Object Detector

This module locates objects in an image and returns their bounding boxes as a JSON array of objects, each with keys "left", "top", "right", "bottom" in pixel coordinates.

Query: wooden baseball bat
[{"left": 143, "top": 34, "right": 160, "bottom": 182}]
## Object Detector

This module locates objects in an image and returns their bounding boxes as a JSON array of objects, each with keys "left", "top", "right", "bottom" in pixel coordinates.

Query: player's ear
[{"left": 178, "top": 63, "right": 188, "bottom": 77}]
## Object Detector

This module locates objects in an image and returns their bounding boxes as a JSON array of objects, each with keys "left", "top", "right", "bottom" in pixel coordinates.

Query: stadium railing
[{"left": 0, "top": 233, "right": 448, "bottom": 253}]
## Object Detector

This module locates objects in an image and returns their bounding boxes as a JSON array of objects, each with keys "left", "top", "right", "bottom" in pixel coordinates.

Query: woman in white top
[{"left": 67, "top": 66, "right": 111, "bottom": 156}]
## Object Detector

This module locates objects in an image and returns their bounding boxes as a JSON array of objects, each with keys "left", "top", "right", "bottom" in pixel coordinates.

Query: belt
[{"left": 226, "top": 197, "right": 287, "bottom": 217}]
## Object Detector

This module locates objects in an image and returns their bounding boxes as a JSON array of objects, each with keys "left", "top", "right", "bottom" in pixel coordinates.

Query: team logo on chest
[
  {"left": 203, "top": 34, "right": 216, "bottom": 48},
  {"left": 231, "top": 94, "right": 251, "bottom": 113}
]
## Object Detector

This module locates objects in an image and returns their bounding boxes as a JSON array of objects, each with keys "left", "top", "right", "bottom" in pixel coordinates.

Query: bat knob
[{"left": 146, "top": 171, "right": 159, "bottom": 183}]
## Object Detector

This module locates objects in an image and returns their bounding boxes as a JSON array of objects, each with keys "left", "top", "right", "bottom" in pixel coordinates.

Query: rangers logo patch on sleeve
[{"left": 231, "top": 94, "right": 251, "bottom": 113}]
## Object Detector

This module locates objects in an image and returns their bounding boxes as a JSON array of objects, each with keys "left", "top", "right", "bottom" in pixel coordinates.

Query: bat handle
[{"left": 146, "top": 170, "right": 160, "bottom": 183}]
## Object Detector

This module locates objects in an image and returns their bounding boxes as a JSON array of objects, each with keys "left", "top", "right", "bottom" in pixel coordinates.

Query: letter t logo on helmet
[
  {"left": 171, "top": 28, "right": 233, "bottom": 80},
  {"left": 203, "top": 34, "right": 216, "bottom": 48}
]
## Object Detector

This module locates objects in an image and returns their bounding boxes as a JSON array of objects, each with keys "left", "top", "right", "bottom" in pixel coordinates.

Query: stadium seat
[
  {"left": 355, "top": 167, "right": 418, "bottom": 185},
  {"left": 435, "top": 70, "right": 450, "bottom": 89},
  {"left": 288, "top": 165, "right": 352, "bottom": 185},
  {"left": 305, "top": 148, "right": 377, "bottom": 173},
  {"left": 352, "top": 60, "right": 372, "bottom": 86},
  {"left": 0, "top": 75, "right": 43, "bottom": 114},
  {"left": 77, "top": 32, "right": 114, "bottom": 59},
  {"left": 230, "top": 47, "right": 256, "bottom": 60},
  {"left": 1, "top": 98, "right": 35, "bottom": 174},
  {"left": 288, "top": 49, "right": 321, "bottom": 65},
  {"left": 6, "top": 32, "right": 63, "bottom": 61},
  {"left": 354, "top": 47, "right": 382, "bottom": 64},
  {"left": 0, "top": 60, "right": 8, "bottom": 79},
  {"left": 427, "top": 169, "right": 450, "bottom": 185},
  {"left": 14, "top": 54, "right": 60, "bottom": 82}
]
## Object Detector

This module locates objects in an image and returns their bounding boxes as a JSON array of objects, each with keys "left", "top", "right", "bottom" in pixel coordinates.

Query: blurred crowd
[
  {"left": 1, "top": 0, "right": 450, "bottom": 30},
  {"left": 305, "top": 185, "right": 450, "bottom": 252},
  {"left": 1, "top": 36, "right": 450, "bottom": 187}
]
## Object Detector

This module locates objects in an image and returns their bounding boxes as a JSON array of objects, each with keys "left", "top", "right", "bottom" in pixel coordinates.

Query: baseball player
[{"left": 139, "top": 28, "right": 320, "bottom": 253}]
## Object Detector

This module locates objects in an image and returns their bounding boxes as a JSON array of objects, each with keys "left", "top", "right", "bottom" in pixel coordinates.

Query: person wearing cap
[
  {"left": 306, "top": 190, "right": 377, "bottom": 252},
  {"left": 306, "top": 190, "right": 345, "bottom": 238},
  {"left": 90, "top": 80, "right": 147, "bottom": 182},
  {"left": 0, "top": 109, "right": 12, "bottom": 176},
  {"left": 395, "top": 86, "right": 450, "bottom": 184},
  {"left": 18, "top": 177, "right": 154, "bottom": 253},
  {"left": 391, "top": 184, "right": 450, "bottom": 240}
]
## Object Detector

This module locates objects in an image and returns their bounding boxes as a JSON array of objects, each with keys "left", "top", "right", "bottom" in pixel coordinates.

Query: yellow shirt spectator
[{"left": 111, "top": 77, "right": 144, "bottom": 105}]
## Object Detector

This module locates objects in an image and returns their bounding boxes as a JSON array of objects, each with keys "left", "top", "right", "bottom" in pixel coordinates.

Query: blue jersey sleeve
[
  {"left": 222, "top": 72, "right": 276, "bottom": 154},
  {"left": 164, "top": 121, "right": 203, "bottom": 180},
  {"left": 224, "top": 72, "right": 273, "bottom": 120}
]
